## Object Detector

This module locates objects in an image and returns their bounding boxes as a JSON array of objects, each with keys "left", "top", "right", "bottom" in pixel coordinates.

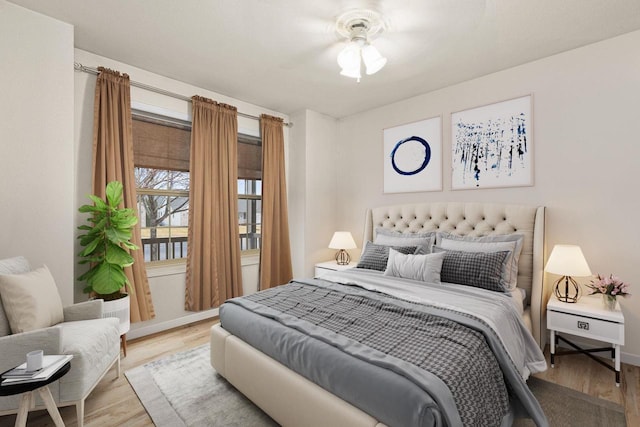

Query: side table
[
  {"left": 547, "top": 294, "right": 625, "bottom": 386},
  {"left": 0, "top": 361, "right": 71, "bottom": 427},
  {"left": 314, "top": 260, "right": 355, "bottom": 278}
]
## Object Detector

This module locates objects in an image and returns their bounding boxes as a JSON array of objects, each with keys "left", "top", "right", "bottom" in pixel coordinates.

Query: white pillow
[
  {"left": 0, "top": 265, "right": 64, "bottom": 333},
  {"left": 384, "top": 249, "right": 445, "bottom": 283},
  {"left": 437, "top": 232, "right": 524, "bottom": 290},
  {"left": 374, "top": 228, "right": 435, "bottom": 254}
]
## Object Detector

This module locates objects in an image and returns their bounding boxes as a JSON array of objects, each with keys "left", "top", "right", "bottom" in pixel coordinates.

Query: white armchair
[{"left": 0, "top": 257, "right": 121, "bottom": 427}]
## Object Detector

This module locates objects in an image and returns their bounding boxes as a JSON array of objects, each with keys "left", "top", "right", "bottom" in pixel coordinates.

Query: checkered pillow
[
  {"left": 356, "top": 241, "right": 418, "bottom": 271},
  {"left": 437, "top": 232, "right": 524, "bottom": 290},
  {"left": 438, "top": 248, "right": 510, "bottom": 292}
]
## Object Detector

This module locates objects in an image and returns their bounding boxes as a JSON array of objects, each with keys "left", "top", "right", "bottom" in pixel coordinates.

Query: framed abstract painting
[
  {"left": 383, "top": 116, "right": 442, "bottom": 193},
  {"left": 451, "top": 95, "right": 533, "bottom": 190}
]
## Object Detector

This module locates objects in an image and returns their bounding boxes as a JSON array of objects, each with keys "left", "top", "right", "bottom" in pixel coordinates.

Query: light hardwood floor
[{"left": 0, "top": 318, "right": 638, "bottom": 426}]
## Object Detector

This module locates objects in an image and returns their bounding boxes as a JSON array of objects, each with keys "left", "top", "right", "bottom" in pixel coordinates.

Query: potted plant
[{"left": 77, "top": 181, "right": 137, "bottom": 342}]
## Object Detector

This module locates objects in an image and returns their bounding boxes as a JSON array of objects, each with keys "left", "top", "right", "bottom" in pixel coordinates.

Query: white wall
[
  {"left": 288, "top": 110, "right": 339, "bottom": 277},
  {"left": 306, "top": 111, "right": 341, "bottom": 274},
  {"left": 0, "top": 1, "right": 74, "bottom": 305},
  {"left": 335, "top": 30, "right": 640, "bottom": 363},
  {"left": 288, "top": 111, "right": 307, "bottom": 278},
  {"left": 73, "top": 49, "right": 289, "bottom": 338}
]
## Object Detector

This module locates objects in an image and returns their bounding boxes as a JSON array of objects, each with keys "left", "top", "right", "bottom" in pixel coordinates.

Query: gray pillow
[
  {"left": 437, "top": 248, "right": 510, "bottom": 292},
  {"left": 356, "top": 241, "right": 418, "bottom": 271},
  {"left": 436, "top": 232, "right": 524, "bottom": 290},
  {"left": 374, "top": 228, "right": 435, "bottom": 254}
]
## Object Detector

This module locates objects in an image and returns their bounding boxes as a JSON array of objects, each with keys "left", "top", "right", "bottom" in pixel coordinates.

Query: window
[
  {"left": 237, "top": 134, "right": 262, "bottom": 253},
  {"left": 136, "top": 169, "right": 190, "bottom": 263},
  {"left": 132, "top": 112, "right": 262, "bottom": 264},
  {"left": 133, "top": 114, "right": 191, "bottom": 263},
  {"left": 238, "top": 179, "right": 261, "bottom": 252}
]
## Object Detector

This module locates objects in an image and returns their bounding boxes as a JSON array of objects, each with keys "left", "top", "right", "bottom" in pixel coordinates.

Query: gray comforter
[{"left": 220, "top": 271, "right": 548, "bottom": 427}]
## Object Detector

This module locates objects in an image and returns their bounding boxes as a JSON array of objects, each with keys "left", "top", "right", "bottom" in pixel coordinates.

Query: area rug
[
  {"left": 125, "top": 344, "right": 277, "bottom": 426},
  {"left": 513, "top": 376, "right": 626, "bottom": 427},
  {"left": 126, "top": 344, "right": 626, "bottom": 427}
]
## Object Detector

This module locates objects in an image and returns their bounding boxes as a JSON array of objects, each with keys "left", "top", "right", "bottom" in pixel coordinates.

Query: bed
[{"left": 210, "top": 202, "right": 550, "bottom": 427}]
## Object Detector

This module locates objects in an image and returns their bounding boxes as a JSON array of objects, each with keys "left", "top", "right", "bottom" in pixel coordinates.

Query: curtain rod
[{"left": 74, "top": 62, "right": 293, "bottom": 127}]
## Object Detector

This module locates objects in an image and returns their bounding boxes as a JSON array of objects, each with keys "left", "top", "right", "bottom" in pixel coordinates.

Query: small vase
[{"left": 602, "top": 294, "right": 617, "bottom": 310}]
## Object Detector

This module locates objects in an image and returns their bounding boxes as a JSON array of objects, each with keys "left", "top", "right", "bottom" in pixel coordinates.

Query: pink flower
[{"left": 586, "top": 273, "right": 631, "bottom": 297}]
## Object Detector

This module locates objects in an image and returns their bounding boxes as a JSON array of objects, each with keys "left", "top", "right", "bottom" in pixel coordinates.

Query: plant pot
[
  {"left": 102, "top": 294, "right": 131, "bottom": 336},
  {"left": 602, "top": 294, "right": 617, "bottom": 311}
]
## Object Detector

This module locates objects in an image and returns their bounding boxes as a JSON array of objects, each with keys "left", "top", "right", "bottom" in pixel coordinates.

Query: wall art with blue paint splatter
[
  {"left": 451, "top": 95, "right": 533, "bottom": 190},
  {"left": 383, "top": 116, "right": 442, "bottom": 193}
]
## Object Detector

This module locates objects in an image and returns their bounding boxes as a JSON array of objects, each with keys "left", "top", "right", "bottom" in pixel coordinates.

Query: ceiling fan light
[
  {"left": 364, "top": 56, "right": 387, "bottom": 75},
  {"left": 337, "top": 42, "right": 361, "bottom": 70},
  {"left": 340, "top": 64, "right": 361, "bottom": 80},
  {"left": 335, "top": 9, "right": 388, "bottom": 82},
  {"left": 362, "top": 44, "right": 387, "bottom": 75}
]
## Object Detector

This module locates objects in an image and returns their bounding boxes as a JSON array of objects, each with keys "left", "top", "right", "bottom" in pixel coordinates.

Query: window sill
[
  {"left": 146, "top": 262, "right": 186, "bottom": 278},
  {"left": 241, "top": 253, "right": 260, "bottom": 267},
  {"left": 145, "top": 253, "right": 260, "bottom": 278}
]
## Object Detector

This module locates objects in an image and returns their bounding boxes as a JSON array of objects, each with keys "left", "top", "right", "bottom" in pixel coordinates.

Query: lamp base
[
  {"left": 554, "top": 275, "right": 582, "bottom": 303},
  {"left": 335, "top": 249, "right": 351, "bottom": 265}
]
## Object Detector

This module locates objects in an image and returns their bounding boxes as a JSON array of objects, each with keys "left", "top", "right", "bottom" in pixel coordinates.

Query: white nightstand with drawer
[
  {"left": 314, "top": 261, "right": 355, "bottom": 277},
  {"left": 547, "top": 294, "right": 625, "bottom": 386}
]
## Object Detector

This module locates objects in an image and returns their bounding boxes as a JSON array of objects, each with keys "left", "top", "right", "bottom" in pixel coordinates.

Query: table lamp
[
  {"left": 545, "top": 244, "right": 592, "bottom": 303},
  {"left": 328, "top": 231, "right": 357, "bottom": 265}
]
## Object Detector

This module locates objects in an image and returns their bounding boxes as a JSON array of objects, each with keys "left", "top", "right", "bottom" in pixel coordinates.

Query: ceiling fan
[
  {"left": 277, "top": 2, "right": 492, "bottom": 83},
  {"left": 335, "top": 9, "right": 388, "bottom": 82}
]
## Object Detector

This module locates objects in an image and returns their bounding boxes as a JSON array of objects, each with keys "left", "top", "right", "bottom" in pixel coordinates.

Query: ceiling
[{"left": 9, "top": 0, "right": 640, "bottom": 118}]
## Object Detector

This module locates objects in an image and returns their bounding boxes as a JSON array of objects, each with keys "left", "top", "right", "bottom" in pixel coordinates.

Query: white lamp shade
[
  {"left": 338, "top": 42, "right": 362, "bottom": 79},
  {"left": 328, "top": 231, "right": 357, "bottom": 250},
  {"left": 545, "top": 245, "right": 592, "bottom": 277},
  {"left": 338, "top": 40, "right": 387, "bottom": 79},
  {"left": 340, "top": 65, "right": 361, "bottom": 79},
  {"left": 337, "top": 42, "right": 361, "bottom": 70},
  {"left": 361, "top": 44, "right": 387, "bottom": 75}
]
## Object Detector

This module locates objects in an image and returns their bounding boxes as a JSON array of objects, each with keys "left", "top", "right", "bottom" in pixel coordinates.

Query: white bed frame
[{"left": 211, "top": 202, "right": 548, "bottom": 427}]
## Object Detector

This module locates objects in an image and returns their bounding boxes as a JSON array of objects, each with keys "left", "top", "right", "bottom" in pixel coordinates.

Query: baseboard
[
  {"left": 127, "top": 308, "right": 219, "bottom": 340},
  {"left": 622, "top": 351, "right": 640, "bottom": 367}
]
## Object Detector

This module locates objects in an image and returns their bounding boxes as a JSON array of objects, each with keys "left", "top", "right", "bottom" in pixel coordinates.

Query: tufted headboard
[{"left": 362, "top": 202, "right": 547, "bottom": 348}]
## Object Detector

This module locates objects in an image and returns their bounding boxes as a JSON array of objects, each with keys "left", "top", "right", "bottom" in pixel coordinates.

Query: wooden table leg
[
  {"left": 14, "top": 392, "right": 32, "bottom": 427},
  {"left": 121, "top": 333, "right": 127, "bottom": 358},
  {"left": 37, "top": 385, "right": 65, "bottom": 427}
]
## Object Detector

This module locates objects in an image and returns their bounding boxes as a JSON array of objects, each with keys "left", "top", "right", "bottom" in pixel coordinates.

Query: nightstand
[
  {"left": 547, "top": 294, "right": 625, "bottom": 386},
  {"left": 314, "top": 261, "right": 355, "bottom": 277}
]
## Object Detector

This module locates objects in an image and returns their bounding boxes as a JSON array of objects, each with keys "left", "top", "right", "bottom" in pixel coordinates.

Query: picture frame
[
  {"left": 451, "top": 94, "right": 533, "bottom": 190},
  {"left": 383, "top": 116, "right": 442, "bottom": 193}
]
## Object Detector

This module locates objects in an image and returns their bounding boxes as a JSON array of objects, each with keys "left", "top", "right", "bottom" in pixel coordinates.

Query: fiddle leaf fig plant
[{"left": 77, "top": 181, "right": 138, "bottom": 299}]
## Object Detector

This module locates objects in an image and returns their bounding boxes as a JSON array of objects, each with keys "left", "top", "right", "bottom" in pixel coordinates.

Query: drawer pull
[{"left": 578, "top": 321, "right": 589, "bottom": 330}]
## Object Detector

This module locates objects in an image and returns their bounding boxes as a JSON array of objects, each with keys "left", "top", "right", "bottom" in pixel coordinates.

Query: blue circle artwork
[{"left": 390, "top": 136, "right": 431, "bottom": 176}]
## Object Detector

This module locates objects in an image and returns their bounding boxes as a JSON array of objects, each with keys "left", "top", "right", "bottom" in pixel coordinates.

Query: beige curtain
[
  {"left": 92, "top": 67, "right": 155, "bottom": 322},
  {"left": 185, "top": 96, "right": 243, "bottom": 310},
  {"left": 259, "top": 114, "right": 293, "bottom": 290}
]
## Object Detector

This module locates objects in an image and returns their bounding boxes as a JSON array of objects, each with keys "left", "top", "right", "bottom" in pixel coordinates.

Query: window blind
[
  {"left": 132, "top": 118, "right": 190, "bottom": 172},
  {"left": 238, "top": 135, "right": 262, "bottom": 180},
  {"left": 132, "top": 115, "right": 262, "bottom": 178}
]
